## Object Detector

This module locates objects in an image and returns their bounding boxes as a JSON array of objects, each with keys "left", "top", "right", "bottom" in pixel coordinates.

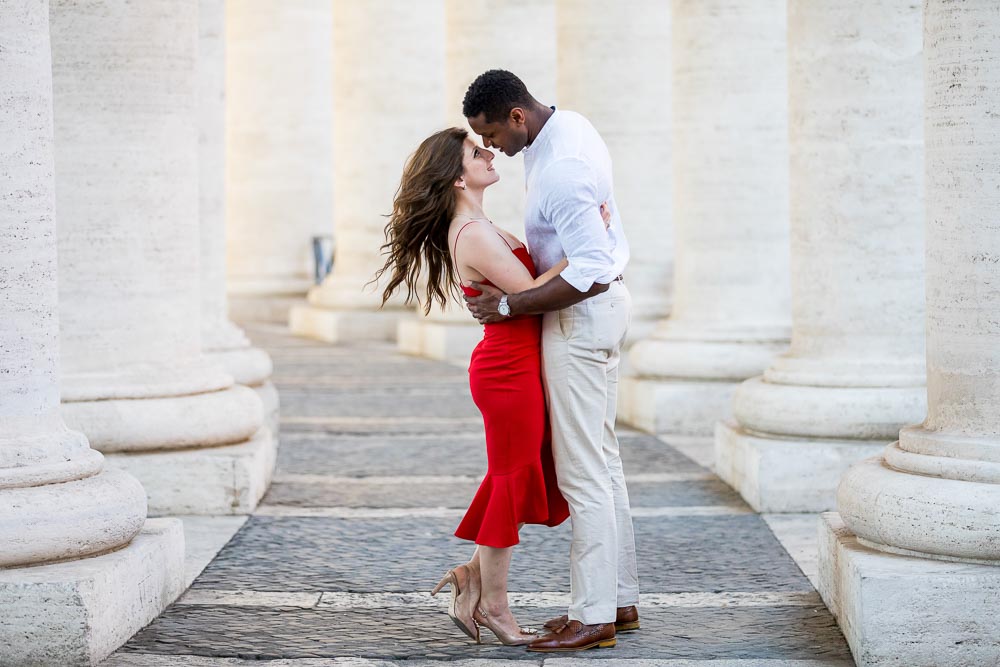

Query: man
[{"left": 462, "top": 69, "right": 640, "bottom": 653}]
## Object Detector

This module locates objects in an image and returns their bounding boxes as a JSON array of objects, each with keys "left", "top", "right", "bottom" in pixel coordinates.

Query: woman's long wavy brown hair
[{"left": 374, "top": 127, "right": 467, "bottom": 314}]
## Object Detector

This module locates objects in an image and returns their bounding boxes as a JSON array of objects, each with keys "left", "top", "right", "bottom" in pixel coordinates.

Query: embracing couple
[{"left": 377, "top": 69, "right": 638, "bottom": 652}]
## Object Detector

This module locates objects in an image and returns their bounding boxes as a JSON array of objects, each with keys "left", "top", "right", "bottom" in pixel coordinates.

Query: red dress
[{"left": 453, "top": 229, "right": 570, "bottom": 548}]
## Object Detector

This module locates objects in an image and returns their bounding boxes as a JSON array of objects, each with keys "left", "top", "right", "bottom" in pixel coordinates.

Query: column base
[
  {"left": 818, "top": 512, "right": 1000, "bottom": 667},
  {"left": 104, "top": 428, "right": 277, "bottom": 515},
  {"left": 0, "top": 518, "right": 185, "bottom": 667},
  {"left": 618, "top": 375, "right": 738, "bottom": 436},
  {"left": 252, "top": 381, "right": 280, "bottom": 436},
  {"left": 396, "top": 316, "right": 482, "bottom": 366},
  {"left": 207, "top": 344, "right": 273, "bottom": 387},
  {"left": 0, "top": 468, "right": 147, "bottom": 567},
  {"left": 289, "top": 302, "right": 402, "bottom": 343},
  {"left": 714, "top": 421, "right": 885, "bottom": 512},
  {"left": 61, "top": 385, "right": 262, "bottom": 453}
]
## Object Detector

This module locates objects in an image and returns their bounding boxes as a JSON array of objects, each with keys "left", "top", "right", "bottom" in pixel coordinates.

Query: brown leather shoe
[
  {"left": 542, "top": 606, "right": 640, "bottom": 633},
  {"left": 527, "top": 620, "right": 616, "bottom": 653}
]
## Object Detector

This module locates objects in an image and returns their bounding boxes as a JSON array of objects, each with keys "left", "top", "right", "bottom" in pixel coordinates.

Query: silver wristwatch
[{"left": 498, "top": 295, "right": 511, "bottom": 318}]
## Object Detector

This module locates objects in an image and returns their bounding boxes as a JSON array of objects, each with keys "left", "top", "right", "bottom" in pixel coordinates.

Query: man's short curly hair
[{"left": 462, "top": 69, "right": 532, "bottom": 123}]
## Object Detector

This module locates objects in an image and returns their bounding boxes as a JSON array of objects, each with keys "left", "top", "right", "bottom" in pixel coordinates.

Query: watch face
[{"left": 498, "top": 302, "right": 510, "bottom": 316}]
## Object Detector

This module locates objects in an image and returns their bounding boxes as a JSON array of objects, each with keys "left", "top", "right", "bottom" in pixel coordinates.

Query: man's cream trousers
[{"left": 541, "top": 280, "right": 639, "bottom": 625}]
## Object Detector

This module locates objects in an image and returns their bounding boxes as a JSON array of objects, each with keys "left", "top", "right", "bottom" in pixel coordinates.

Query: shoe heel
[
  {"left": 616, "top": 621, "right": 640, "bottom": 632},
  {"left": 598, "top": 639, "right": 617, "bottom": 648},
  {"left": 430, "top": 571, "right": 452, "bottom": 597}
]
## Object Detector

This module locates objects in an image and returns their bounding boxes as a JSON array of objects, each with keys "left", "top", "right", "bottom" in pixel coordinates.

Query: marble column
[
  {"left": 716, "top": 0, "right": 926, "bottom": 512},
  {"left": 396, "top": 0, "right": 556, "bottom": 363},
  {"left": 820, "top": 3, "right": 1000, "bottom": 664},
  {"left": 225, "top": 0, "right": 333, "bottom": 323},
  {"left": 0, "top": 2, "right": 183, "bottom": 662},
  {"left": 556, "top": 0, "right": 672, "bottom": 342},
  {"left": 619, "top": 0, "right": 791, "bottom": 448},
  {"left": 199, "top": 0, "right": 277, "bottom": 430},
  {"left": 51, "top": 0, "right": 275, "bottom": 516},
  {"left": 291, "top": 0, "right": 446, "bottom": 343}
]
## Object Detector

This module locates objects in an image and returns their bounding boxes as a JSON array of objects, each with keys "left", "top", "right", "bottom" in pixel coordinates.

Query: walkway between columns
[{"left": 104, "top": 325, "right": 854, "bottom": 665}]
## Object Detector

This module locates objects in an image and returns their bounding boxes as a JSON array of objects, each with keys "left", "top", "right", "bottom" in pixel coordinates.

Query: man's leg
[
  {"left": 601, "top": 285, "right": 639, "bottom": 608},
  {"left": 542, "top": 305, "right": 618, "bottom": 626}
]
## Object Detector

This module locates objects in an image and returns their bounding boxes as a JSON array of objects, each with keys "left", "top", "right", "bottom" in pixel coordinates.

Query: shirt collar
[{"left": 523, "top": 106, "right": 557, "bottom": 155}]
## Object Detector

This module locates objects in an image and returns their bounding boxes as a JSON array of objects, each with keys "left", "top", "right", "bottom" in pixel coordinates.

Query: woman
[{"left": 375, "top": 128, "right": 602, "bottom": 645}]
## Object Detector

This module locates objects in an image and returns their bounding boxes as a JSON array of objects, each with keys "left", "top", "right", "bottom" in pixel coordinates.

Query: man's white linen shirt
[{"left": 522, "top": 109, "right": 629, "bottom": 292}]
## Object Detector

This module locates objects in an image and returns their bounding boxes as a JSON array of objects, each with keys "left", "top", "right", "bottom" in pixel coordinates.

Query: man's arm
[
  {"left": 466, "top": 157, "right": 615, "bottom": 323},
  {"left": 465, "top": 276, "right": 607, "bottom": 324}
]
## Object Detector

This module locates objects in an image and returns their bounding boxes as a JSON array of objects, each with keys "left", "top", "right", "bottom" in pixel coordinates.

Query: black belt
[{"left": 612, "top": 274, "right": 624, "bottom": 282}]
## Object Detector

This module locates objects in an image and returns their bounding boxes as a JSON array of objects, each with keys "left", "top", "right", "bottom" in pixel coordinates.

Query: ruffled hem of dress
[{"left": 454, "top": 463, "right": 569, "bottom": 548}]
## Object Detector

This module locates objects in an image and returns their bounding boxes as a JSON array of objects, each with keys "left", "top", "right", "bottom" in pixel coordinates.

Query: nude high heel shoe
[
  {"left": 431, "top": 565, "right": 480, "bottom": 643},
  {"left": 474, "top": 606, "right": 538, "bottom": 646}
]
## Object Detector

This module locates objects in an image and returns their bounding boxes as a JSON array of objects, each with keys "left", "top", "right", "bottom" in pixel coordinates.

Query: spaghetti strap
[{"left": 493, "top": 230, "right": 516, "bottom": 252}]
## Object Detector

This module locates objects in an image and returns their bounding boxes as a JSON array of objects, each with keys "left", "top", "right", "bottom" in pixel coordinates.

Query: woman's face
[{"left": 460, "top": 139, "right": 499, "bottom": 191}]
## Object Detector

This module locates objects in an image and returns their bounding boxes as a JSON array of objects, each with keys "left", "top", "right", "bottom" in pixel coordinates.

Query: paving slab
[
  {"left": 187, "top": 514, "right": 809, "bottom": 594},
  {"left": 121, "top": 604, "right": 851, "bottom": 662},
  {"left": 103, "top": 325, "right": 853, "bottom": 666}
]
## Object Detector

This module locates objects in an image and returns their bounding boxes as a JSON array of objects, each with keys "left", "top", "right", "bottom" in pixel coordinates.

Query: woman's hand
[{"left": 600, "top": 201, "right": 611, "bottom": 230}]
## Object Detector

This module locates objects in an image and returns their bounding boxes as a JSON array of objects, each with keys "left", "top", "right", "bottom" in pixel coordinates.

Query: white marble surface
[
  {"left": 762, "top": 513, "right": 822, "bottom": 589},
  {"left": 621, "top": 0, "right": 792, "bottom": 436},
  {"left": 178, "top": 515, "right": 248, "bottom": 588},
  {"left": 199, "top": 0, "right": 274, "bottom": 388},
  {"left": 2, "top": 519, "right": 185, "bottom": 666},
  {"left": 225, "top": 0, "right": 332, "bottom": 297},
  {"left": 301, "top": 0, "right": 446, "bottom": 320},
  {"left": 819, "top": 512, "right": 1000, "bottom": 666}
]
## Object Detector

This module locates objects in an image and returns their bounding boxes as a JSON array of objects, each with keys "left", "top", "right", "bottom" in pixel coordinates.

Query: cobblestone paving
[{"left": 112, "top": 324, "right": 855, "bottom": 665}]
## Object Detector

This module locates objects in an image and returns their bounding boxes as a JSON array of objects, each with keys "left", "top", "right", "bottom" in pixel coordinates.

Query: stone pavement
[{"left": 104, "top": 324, "right": 855, "bottom": 666}]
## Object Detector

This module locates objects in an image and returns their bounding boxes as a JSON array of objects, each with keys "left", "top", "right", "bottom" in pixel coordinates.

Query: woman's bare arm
[{"left": 531, "top": 258, "right": 569, "bottom": 287}]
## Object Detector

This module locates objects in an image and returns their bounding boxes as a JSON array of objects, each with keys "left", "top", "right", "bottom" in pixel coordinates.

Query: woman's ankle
[{"left": 478, "top": 598, "right": 511, "bottom": 617}]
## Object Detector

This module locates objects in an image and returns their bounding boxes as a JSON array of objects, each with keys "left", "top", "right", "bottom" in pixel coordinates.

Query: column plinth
[
  {"left": 716, "top": 0, "right": 926, "bottom": 511},
  {"left": 620, "top": 0, "right": 791, "bottom": 441},
  {"left": 0, "top": 3, "right": 182, "bottom": 661},
  {"left": 51, "top": 0, "right": 275, "bottom": 516},
  {"left": 820, "top": 3, "right": 1000, "bottom": 664}
]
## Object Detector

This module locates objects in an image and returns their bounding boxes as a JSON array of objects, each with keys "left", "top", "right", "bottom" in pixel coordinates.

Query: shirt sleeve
[{"left": 538, "top": 157, "right": 615, "bottom": 292}]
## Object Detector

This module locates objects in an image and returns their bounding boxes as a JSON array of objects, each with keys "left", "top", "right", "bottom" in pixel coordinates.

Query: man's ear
[{"left": 509, "top": 107, "right": 526, "bottom": 126}]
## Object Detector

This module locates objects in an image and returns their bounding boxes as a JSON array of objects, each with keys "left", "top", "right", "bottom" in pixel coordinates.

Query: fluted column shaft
[
  {"left": 838, "top": 0, "right": 1000, "bottom": 561},
  {"left": 199, "top": 0, "right": 275, "bottom": 422},
  {"left": 0, "top": 0, "right": 146, "bottom": 570},
  {"left": 292, "top": 0, "right": 445, "bottom": 343},
  {"left": 397, "top": 0, "right": 555, "bottom": 362},
  {"left": 716, "top": 0, "right": 926, "bottom": 512},
  {"left": 50, "top": 0, "right": 270, "bottom": 515},
  {"left": 557, "top": 0, "right": 672, "bottom": 340},
  {"left": 225, "top": 0, "right": 333, "bottom": 310},
  {"left": 620, "top": 0, "right": 791, "bottom": 439},
  {"left": 818, "top": 8, "right": 1000, "bottom": 664}
]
